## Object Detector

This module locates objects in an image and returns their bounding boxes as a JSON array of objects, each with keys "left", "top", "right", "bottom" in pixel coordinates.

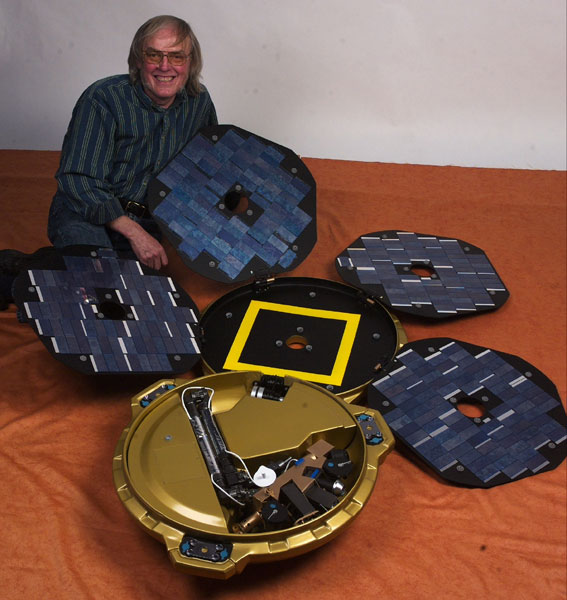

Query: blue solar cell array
[
  {"left": 336, "top": 231, "right": 508, "bottom": 317},
  {"left": 370, "top": 339, "right": 566, "bottom": 486},
  {"left": 19, "top": 249, "right": 200, "bottom": 374},
  {"left": 152, "top": 128, "right": 314, "bottom": 281}
]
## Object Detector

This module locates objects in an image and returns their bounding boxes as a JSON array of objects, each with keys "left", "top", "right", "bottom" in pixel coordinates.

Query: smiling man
[
  {"left": 138, "top": 27, "right": 192, "bottom": 108},
  {"left": 45, "top": 15, "right": 217, "bottom": 270}
]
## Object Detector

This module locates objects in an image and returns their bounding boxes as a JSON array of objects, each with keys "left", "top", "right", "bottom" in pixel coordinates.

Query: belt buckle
[{"left": 125, "top": 200, "right": 146, "bottom": 218}]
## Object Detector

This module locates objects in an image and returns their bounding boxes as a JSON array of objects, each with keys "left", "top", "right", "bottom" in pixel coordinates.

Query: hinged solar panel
[
  {"left": 147, "top": 124, "right": 317, "bottom": 283},
  {"left": 368, "top": 337, "right": 566, "bottom": 487},
  {"left": 336, "top": 231, "right": 509, "bottom": 319},
  {"left": 13, "top": 247, "right": 201, "bottom": 375}
]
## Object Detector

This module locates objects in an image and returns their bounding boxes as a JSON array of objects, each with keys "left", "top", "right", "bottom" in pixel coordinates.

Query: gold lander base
[{"left": 113, "top": 371, "right": 394, "bottom": 578}]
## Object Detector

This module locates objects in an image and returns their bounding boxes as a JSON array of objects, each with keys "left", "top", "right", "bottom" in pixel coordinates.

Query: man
[
  {"left": 47, "top": 14, "right": 217, "bottom": 271},
  {"left": 0, "top": 15, "right": 217, "bottom": 308}
]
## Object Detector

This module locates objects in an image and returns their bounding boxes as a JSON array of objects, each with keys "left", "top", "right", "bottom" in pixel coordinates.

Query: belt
[{"left": 121, "top": 199, "right": 149, "bottom": 218}]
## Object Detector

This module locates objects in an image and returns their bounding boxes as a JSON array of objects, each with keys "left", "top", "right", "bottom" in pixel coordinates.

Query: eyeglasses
[{"left": 143, "top": 50, "right": 190, "bottom": 66}]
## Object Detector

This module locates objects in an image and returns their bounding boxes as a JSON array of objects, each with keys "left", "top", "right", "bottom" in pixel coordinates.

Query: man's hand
[{"left": 108, "top": 215, "right": 168, "bottom": 270}]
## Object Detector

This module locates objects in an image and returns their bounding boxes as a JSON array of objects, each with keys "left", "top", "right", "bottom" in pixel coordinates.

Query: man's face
[{"left": 138, "top": 26, "right": 191, "bottom": 108}]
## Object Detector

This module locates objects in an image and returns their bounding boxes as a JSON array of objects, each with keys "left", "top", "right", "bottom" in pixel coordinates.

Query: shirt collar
[{"left": 133, "top": 81, "right": 189, "bottom": 111}]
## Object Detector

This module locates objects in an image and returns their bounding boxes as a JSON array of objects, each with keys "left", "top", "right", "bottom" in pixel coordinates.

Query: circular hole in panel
[
  {"left": 98, "top": 300, "right": 127, "bottom": 320},
  {"left": 456, "top": 397, "right": 487, "bottom": 419},
  {"left": 286, "top": 334, "right": 309, "bottom": 350},
  {"left": 410, "top": 265, "right": 435, "bottom": 278},
  {"left": 224, "top": 191, "right": 249, "bottom": 214}
]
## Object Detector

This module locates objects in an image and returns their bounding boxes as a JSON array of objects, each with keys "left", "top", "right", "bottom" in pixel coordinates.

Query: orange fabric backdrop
[{"left": 0, "top": 150, "right": 565, "bottom": 599}]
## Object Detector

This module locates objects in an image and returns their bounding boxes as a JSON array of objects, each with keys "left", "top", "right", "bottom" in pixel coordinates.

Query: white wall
[{"left": 0, "top": 0, "right": 565, "bottom": 169}]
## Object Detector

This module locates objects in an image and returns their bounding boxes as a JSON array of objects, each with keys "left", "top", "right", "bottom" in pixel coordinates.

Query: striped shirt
[{"left": 53, "top": 74, "right": 217, "bottom": 224}]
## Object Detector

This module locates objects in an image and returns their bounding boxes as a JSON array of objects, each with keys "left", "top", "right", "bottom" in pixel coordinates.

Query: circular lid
[
  {"left": 113, "top": 371, "right": 395, "bottom": 577},
  {"left": 147, "top": 124, "right": 317, "bottom": 283},
  {"left": 12, "top": 246, "right": 201, "bottom": 375},
  {"left": 336, "top": 230, "right": 510, "bottom": 319},
  {"left": 199, "top": 276, "right": 406, "bottom": 401}
]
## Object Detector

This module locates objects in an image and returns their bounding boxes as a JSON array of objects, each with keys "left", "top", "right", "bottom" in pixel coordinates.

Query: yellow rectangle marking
[{"left": 223, "top": 300, "right": 360, "bottom": 386}]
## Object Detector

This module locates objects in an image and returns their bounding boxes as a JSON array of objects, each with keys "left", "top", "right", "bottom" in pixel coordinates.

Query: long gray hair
[{"left": 128, "top": 15, "right": 204, "bottom": 96}]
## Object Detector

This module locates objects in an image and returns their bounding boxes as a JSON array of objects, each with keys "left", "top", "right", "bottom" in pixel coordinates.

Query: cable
[
  {"left": 181, "top": 385, "right": 215, "bottom": 419},
  {"left": 284, "top": 457, "right": 297, "bottom": 472},
  {"left": 210, "top": 473, "right": 245, "bottom": 506},
  {"left": 224, "top": 449, "right": 255, "bottom": 483}
]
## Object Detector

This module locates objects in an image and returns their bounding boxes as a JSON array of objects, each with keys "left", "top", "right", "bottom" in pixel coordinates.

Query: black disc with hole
[
  {"left": 335, "top": 231, "right": 509, "bottom": 319},
  {"left": 12, "top": 246, "right": 201, "bottom": 375},
  {"left": 368, "top": 337, "right": 566, "bottom": 487},
  {"left": 146, "top": 124, "right": 317, "bottom": 283},
  {"left": 200, "top": 276, "right": 406, "bottom": 398}
]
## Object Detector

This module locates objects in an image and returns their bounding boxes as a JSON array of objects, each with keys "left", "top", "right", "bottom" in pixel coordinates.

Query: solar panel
[
  {"left": 12, "top": 247, "right": 201, "bottom": 374},
  {"left": 147, "top": 124, "right": 317, "bottom": 283},
  {"left": 368, "top": 338, "right": 566, "bottom": 487},
  {"left": 336, "top": 231, "right": 509, "bottom": 318}
]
